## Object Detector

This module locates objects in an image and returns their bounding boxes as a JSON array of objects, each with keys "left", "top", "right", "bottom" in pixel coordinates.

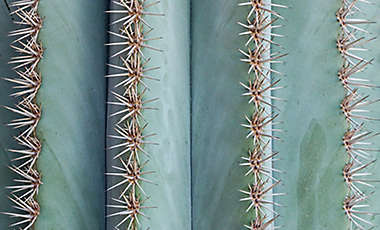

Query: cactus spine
[
  {"left": 238, "top": 0, "right": 287, "bottom": 228},
  {"left": 337, "top": 0, "right": 380, "bottom": 228},
  {"left": 1, "top": 0, "right": 42, "bottom": 229},
  {"left": 106, "top": 0, "right": 162, "bottom": 229}
]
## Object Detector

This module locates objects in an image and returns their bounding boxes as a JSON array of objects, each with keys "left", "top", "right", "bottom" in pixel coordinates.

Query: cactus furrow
[
  {"left": 238, "top": 0, "right": 287, "bottom": 228},
  {"left": 106, "top": 1, "right": 162, "bottom": 229},
  {"left": 337, "top": 0, "right": 380, "bottom": 228},
  {"left": 1, "top": 0, "right": 42, "bottom": 229}
]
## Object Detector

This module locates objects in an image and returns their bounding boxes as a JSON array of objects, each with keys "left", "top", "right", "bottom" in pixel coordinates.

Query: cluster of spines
[
  {"left": 337, "top": 0, "right": 380, "bottom": 229},
  {"left": 238, "top": 1, "right": 286, "bottom": 229},
  {"left": 106, "top": 1, "right": 162, "bottom": 229},
  {"left": 1, "top": 0, "right": 42, "bottom": 229}
]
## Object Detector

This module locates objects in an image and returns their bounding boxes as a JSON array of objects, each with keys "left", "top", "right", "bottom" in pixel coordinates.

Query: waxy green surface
[
  {"left": 274, "top": 0, "right": 347, "bottom": 229},
  {"left": 358, "top": 2, "right": 380, "bottom": 227},
  {"left": 140, "top": 0, "right": 191, "bottom": 229},
  {"left": 192, "top": 0, "right": 348, "bottom": 229},
  {"left": 34, "top": 1, "right": 107, "bottom": 229},
  {"left": 1, "top": 0, "right": 379, "bottom": 229},
  {"left": 192, "top": 0, "right": 253, "bottom": 229},
  {"left": 106, "top": 1, "right": 191, "bottom": 229},
  {"left": 0, "top": 1, "right": 19, "bottom": 228}
]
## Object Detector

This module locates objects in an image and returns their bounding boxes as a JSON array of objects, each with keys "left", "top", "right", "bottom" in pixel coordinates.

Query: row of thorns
[
  {"left": 238, "top": 1, "right": 287, "bottom": 229},
  {"left": 3, "top": 0, "right": 380, "bottom": 229},
  {"left": 1, "top": 0, "right": 163, "bottom": 229},
  {"left": 338, "top": 0, "right": 380, "bottom": 229},
  {"left": 239, "top": 0, "right": 380, "bottom": 229},
  {"left": 2, "top": 0, "right": 43, "bottom": 229},
  {"left": 105, "top": 0, "right": 162, "bottom": 230}
]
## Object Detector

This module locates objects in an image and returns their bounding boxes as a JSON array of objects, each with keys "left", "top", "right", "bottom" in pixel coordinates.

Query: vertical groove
[
  {"left": 189, "top": 0, "right": 193, "bottom": 229},
  {"left": 104, "top": 1, "right": 111, "bottom": 229}
]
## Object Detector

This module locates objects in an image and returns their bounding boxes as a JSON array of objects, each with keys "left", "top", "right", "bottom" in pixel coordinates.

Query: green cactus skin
[
  {"left": 337, "top": 1, "right": 380, "bottom": 229},
  {"left": 191, "top": 0, "right": 380, "bottom": 229},
  {"left": 273, "top": 0, "right": 347, "bottom": 229},
  {"left": 138, "top": 0, "right": 191, "bottom": 229},
  {"left": 274, "top": 0, "right": 380, "bottom": 229},
  {"left": 364, "top": 3, "right": 380, "bottom": 227},
  {"left": 1, "top": 0, "right": 380, "bottom": 229},
  {"left": 0, "top": 0, "right": 108, "bottom": 229},
  {"left": 105, "top": 1, "right": 191, "bottom": 230},
  {"left": 105, "top": 1, "right": 164, "bottom": 229},
  {"left": 192, "top": 0, "right": 255, "bottom": 229},
  {"left": 0, "top": 1, "right": 21, "bottom": 228},
  {"left": 192, "top": 0, "right": 286, "bottom": 228},
  {"left": 237, "top": 1, "right": 287, "bottom": 229},
  {"left": 33, "top": 0, "right": 107, "bottom": 229},
  {"left": 1, "top": 1, "right": 43, "bottom": 229}
]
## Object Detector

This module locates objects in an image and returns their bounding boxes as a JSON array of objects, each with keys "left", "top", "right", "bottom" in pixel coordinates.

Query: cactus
[
  {"left": 337, "top": 1, "right": 380, "bottom": 229},
  {"left": 0, "top": 1, "right": 21, "bottom": 228},
  {"left": 106, "top": 1, "right": 191, "bottom": 229},
  {"left": 273, "top": 1, "right": 347, "bottom": 228},
  {"left": 1, "top": 0, "right": 107, "bottom": 229},
  {"left": 1, "top": 0, "right": 380, "bottom": 230},
  {"left": 237, "top": 1, "right": 287, "bottom": 229},
  {"left": 1, "top": 1, "right": 43, "bottom": 228},
  {"left": 105, "top": 1, "right": 164, "bottom": 229},
  {"left": 34, "top": 1, "right": 107, "bottom": 229},
  {"left": 192, "top": 0, "right": 380, "bottom": 229}
]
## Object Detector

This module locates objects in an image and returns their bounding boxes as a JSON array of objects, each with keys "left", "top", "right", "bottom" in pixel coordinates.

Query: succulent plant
[
  {"left": 1, "top": 0, "right": 380, "bottom": 230},
  {"left": 337, "top": 1, "right": 380, "bottom": 229},
  {"left": 105, "top": 1, "right": 164, "bottom": 229},
  {"left": 192, "top": 0, "right": 380, "bottom": 229},
  {"left": 0, "top": 0, "right": 107, "bottom": 229},
  {"left": 1, "top": 1, "right": 43, "bottom": 228}
]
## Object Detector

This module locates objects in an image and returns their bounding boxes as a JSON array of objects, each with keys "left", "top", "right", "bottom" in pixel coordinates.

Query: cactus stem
[
  {"left": 238, "top": 0, "right": 286, "bottom": 228},
  {"left": 337, "top": 0, "right": 379, "bottom": 228},
  {"left": 106, "top": 158, "right": 156, "bottom": 197},
  {"left": 2, "top": 0, "right": 43, "bottom": 229},
  {"left": 106, "top": 0, "right": 162, "bottom": 229},
  {"left": 1, "top": 195, "right": 39, "bottom": 229},
  {"left": 343, "top": 194, "right": 379, "bottom": 229},
  {"left": 107, "top": 192, "right": 156, "bottom": 230},
  {"left": 244, "top": 215, "right": 279, "bottom": 230}
]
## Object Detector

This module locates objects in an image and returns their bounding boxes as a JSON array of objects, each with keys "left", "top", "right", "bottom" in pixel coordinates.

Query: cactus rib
[
  {"left": 337, "top": 0, "right": 380, "bottom": 229},
  {"left": 106, "top": 0, "right": 162, "bottom": 229},
  {"left": 238, "top": 1, "right": 287, "bottom": 228},
  {"left": 1, "top": 0, "right": 42, "bottom": 229}
]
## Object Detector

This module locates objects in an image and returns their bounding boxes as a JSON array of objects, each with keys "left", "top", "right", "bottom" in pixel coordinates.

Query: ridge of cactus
[
  {"left": 337, "top": 0, "right": 380, "bottom": 228},
  {"left": 1, "top": 0, "right": 42, "bottom": 229},
  {"left": 106, "top": 0, "right": 163, "bottom": 229},
  {"left": 238, "top": 1, "right": 287, "bottom": 229}
]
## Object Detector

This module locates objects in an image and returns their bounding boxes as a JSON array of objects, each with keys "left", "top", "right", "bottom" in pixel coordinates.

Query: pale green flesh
[
  {"left": 106, "top": 1, "right": 191, "bottom": 229},
  {"left": 0, "top": 1, "right": 20, "bottom": 228},
  {"left": 34, "top": 1, "right": 107, "bottom": 229},
  {"left": 273, "top": 0, "right": 347, "bottom": 229}
]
